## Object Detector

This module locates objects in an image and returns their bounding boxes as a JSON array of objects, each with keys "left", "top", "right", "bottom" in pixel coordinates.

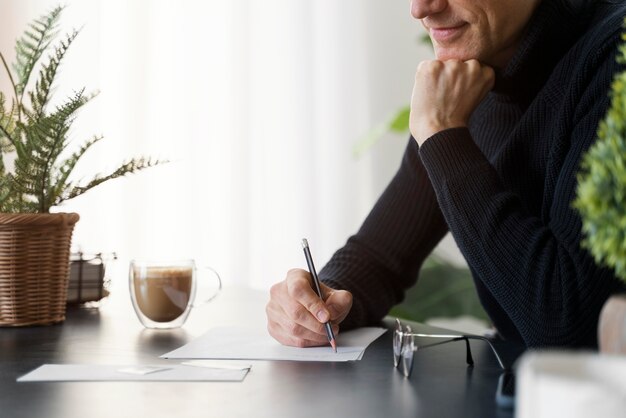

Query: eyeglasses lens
[{"left": 401, "top": 326, "right": 415, "bottom": 377}]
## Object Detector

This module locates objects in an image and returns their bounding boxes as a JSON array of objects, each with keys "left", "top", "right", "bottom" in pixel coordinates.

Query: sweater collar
[{"left": 492, "top": 0, "right": 591, "bottom": 103}]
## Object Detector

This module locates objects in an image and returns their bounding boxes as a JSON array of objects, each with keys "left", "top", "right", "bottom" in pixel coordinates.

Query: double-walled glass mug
[{"left": 129, "top": 259, "right": 221, "bottom": 329}]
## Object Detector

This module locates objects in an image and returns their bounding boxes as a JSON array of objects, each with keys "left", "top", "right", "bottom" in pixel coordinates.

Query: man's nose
[{"left": 410, "top": 0, "right": 448, "bottom": 19}]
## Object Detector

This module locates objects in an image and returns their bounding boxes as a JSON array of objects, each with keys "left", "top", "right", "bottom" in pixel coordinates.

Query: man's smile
[{"left": 428, "top": 23, "right": 469, "bottom": 44}]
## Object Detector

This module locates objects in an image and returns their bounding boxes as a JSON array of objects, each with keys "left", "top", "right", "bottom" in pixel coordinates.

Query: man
[{"left": 266, "top": 0, "right": 626, "bottom": 349}]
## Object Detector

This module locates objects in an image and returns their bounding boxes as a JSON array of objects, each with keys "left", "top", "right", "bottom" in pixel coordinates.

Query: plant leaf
[
  {"left": 56, "top": 157, "right": 166, "bottom": 205},
  {"left": 13, "top": 6, "right": 64, "bottom": 97},
  {"left": 352, "top": 106, "right": 411, "bottom": 158},
  {"left": 12, "top": 88, "right": 93, "bottom": 212},
  {"left": 48, "top": 134, "right": 104, "bottom": 209},
  {"left": 0, "top": 91, "right": 19, "bottom": 149},
  {"left": 29, "top": 28, "right": 80, "bottom": 119},
  {"left": 388, "top": 106, "right": 410, "bottom": 133}
]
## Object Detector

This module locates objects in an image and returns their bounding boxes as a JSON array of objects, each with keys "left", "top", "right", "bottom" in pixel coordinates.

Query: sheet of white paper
[
  {"left": 161, "top": 327, "right": 386, "bottom": 362},
  {"left": 17, "top": 364, "right": 248, "bottom": 382}
]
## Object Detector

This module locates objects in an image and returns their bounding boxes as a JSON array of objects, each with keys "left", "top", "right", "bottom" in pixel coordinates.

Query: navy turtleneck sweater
[{"left": 319, "top": 0, "right": 626, "bottom": 348}]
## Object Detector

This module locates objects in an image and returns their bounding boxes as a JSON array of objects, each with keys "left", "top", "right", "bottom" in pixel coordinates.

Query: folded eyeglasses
[{"left": 393, "top": 318, "right": 507, "bottom": 378}]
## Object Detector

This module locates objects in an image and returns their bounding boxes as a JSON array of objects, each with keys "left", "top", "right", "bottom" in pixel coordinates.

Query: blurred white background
[{"left": 1, "top": 0, "right": 463, "bottom": 289}]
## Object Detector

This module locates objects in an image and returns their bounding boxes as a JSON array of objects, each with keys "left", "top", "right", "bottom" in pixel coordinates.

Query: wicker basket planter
[{"left": 0, "top": 213, "right": 79, "bottom": 326}]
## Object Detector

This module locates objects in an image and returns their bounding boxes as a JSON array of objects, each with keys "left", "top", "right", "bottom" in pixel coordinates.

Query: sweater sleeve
[
  {"left": 319, "top": 139, "right": 448, "bottom": 329},
  {"left": 418, "top": 53, "right": 626, "bottom": 347}
]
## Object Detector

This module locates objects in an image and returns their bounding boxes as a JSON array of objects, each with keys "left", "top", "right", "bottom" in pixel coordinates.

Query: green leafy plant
[
  {"left": 352, "top": 106, "right": 410, "bottom": 158},
  {"left": 574, "top": 25, "right": 626, "bottom": 282},
  {"left": 390, "top": 256, "right": 489, "bottom": 323},
  {"left": 0, "top": 6, "right": 160, "bottom": 213}
]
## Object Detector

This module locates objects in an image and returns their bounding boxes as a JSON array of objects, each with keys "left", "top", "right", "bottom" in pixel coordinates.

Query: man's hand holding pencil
[{"left": 266, "top": 243, "right": 353, "bottom": 349}]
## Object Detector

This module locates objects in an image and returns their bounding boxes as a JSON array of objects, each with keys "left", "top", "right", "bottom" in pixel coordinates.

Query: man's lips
[{"left": 428, "top": 23, "right": 468, "bottom": 43}]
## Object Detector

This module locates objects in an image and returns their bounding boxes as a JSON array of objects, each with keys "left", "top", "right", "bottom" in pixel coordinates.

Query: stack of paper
[
  {"left": 18, "top": 363, "right": 250, "bottom": 382},
  {"left": 161, "top": 327, "right": 386, "bottom": 362}
]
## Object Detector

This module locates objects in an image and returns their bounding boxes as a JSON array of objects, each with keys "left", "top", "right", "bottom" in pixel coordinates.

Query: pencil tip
[
  {"left": 330, "top": 339, "right": 337, "bottom": 353},
  {"left": 302, "top": 238, "right": 309, "bottom": 248}
]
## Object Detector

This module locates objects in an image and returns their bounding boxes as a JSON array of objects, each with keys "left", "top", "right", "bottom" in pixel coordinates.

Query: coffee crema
[{"left": 132, "top": 267, "right": 193, "bottom": 323}]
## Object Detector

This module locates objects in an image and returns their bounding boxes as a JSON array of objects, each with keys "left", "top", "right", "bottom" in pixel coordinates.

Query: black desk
[{"left": 0, "top": 286, "right": 524, "bottom": 418}]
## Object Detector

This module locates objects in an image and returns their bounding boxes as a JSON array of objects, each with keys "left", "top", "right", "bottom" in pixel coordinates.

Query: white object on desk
[
  {"left": 17, "top": 364, "right": 249, "bottom": 382},
  {"left": 181, "top": 360, "right": 252, "bottom": 370},
  {"left": 117, "top": 366, "right": 172, "bottom": 375},
  {"left": 161, "top": 326, "right": 387, "bottom": 362},
  {"left": 516, "top": 351, "right": 626, "bottom": 418}
]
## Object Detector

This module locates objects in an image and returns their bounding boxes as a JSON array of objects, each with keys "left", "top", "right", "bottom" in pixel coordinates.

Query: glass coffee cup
[{"left": 129, "top": 260, "right": 221, "bottom": 329}]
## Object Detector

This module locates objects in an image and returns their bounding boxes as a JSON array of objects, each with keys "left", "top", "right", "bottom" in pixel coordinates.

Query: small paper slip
[
  {"left": 161, "top": 326, "right": 386, "bottom": 362},
  {"left": 17, "top": 364, "right": 249, "bottom": 382},
  {"left": 181, "top": 360, "right": 252, "bottom": 370},
  {"left": 118, "top": 366, "right": 171, "bottom": 375}
]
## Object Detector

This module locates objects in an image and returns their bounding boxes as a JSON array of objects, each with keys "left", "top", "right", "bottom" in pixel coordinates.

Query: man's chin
[{"left": 434, "top": 48, "right": 477, "bottom": 62}]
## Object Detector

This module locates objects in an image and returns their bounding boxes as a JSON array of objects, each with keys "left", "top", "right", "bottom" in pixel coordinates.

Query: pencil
[{"left": 301, "top": 238, "right": 337, "bottom": 353}]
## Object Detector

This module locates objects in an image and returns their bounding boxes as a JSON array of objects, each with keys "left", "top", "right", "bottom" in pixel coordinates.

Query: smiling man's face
[{"left": 411, "top": 0, "right": 541, "bottom": 67}]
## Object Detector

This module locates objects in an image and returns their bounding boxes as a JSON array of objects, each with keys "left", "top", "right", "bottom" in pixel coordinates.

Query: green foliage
[
  {"left": 0, "top": 6, "right": 162, "bottom": 213},
  {"left": 574, "top": 25, "right": 626, "bottom": 282},
  {"left": 352, "top": 106, "right": 411, "bottom": 158},
  {"left": 388, "top": 106, "right": 410, "bottom": 133},
  {"left": 390, "top": 256, "right": 489, "bottom": 323}
]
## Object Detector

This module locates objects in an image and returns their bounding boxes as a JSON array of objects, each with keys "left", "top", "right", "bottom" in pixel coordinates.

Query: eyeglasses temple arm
[
  {"left": 463, "top": 338, "right": 474, "bottom": 366},
  {"left": 404, "top": 330, "right": 508, "bottom": 371},
  {"left": 465, "top": 336, "right": 507, "bottom": 371}
]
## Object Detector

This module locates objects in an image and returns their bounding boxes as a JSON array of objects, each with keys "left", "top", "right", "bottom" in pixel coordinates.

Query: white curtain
[{"left": 2, "top": 0, "right": 453, "bottom": 289}]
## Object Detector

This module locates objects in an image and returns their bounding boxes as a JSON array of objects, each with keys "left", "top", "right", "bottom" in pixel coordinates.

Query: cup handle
[{"left": 191, "top": 266, "right": 222, "bottom": 308}]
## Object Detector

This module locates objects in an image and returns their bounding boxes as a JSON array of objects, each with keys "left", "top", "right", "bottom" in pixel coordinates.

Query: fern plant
[
  {"left": 574, "top": 22, "right": 626, "bottom": 282},
  {"left": 0, "top": 6, "right": 160, "bottom": 213}
]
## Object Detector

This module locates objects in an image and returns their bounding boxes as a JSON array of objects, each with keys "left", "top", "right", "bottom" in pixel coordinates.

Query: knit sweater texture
[{"left": 319, "top": 0, "right": 626, "bottom": 348}]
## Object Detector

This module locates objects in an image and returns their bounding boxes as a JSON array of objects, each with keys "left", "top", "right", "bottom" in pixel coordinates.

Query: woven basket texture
[{"left": 0, "top": 213, "right": 79, "bottom": 326}]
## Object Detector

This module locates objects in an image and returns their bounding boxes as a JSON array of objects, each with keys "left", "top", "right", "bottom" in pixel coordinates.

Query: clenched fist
[
  {"left": 410, "top": 59, "right": 495, "bottom": 146},
  {"left": 266, "top": 269, "right": 353, "bottom": 347}
]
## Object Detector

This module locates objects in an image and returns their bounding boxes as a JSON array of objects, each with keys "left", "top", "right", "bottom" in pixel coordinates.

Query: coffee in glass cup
[{"left": 129, "top": 260, "right": 221, "bottom": 329}]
